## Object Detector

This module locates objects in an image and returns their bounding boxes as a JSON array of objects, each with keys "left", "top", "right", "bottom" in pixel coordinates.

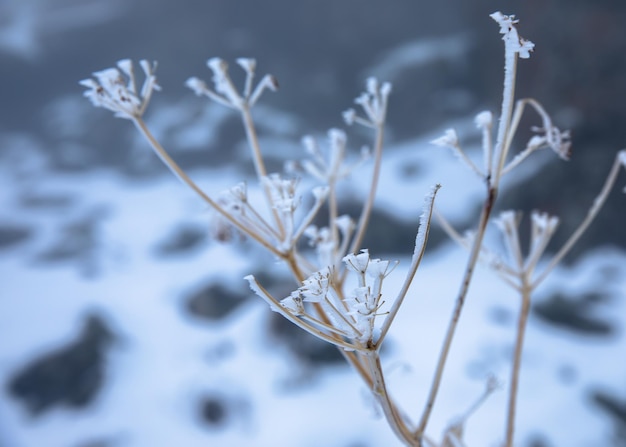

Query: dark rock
[
  {"left": 197, "top": 392, "right": 250, "bottom": 430},
  {"left": 591, "top": 389, "right": 626, "bottom": 444},
  {"left": 35, "top": 206, "right": 109, "bottom": 277},
  {"left": 268, "top": 313, "right": 344, "bottom": 367},
  {"left": 6, "top": 313, "right": 116, "bottom": 416},
  {"left": 200, "top": 396, "right": 226, "bottom": 426},
  {"left": 593, "top": 390, "right": 626, "bottom": 426},
  {"left": 186, "top": 283, "right": 250, "bottom": 321},
  {"left": 532, "top": 292, "right": 614, "bottom": 336},
  {"left": 0, "top": 225, "right": 32, "bottom": 249},
  {"left": 153, "top": 224, "right": 207, "bottom": 256}
]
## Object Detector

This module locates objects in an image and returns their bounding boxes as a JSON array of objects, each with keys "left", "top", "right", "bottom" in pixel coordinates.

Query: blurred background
[{"left": 1, "top": 1, "right": 625, "bottom": 446}]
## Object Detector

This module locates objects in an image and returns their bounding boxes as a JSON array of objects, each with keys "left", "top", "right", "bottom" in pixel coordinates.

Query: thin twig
[
  {"left": 505, "top": 283, "right": 531, "bottom": 447},
  {"left": 416, "top": 185, "right": 497, "bottom": 437},
  {"left": 240, "top": 105, "right": 285, "bottom": 236},
  {"left": 532, "top": 150, "right": 626, "bottom": 288},
  {"left": 132, "top": 117, "right": 281, "bottom": 256},
  {"left": 348, "top": 123, "right": 385, "bottom": 256}
]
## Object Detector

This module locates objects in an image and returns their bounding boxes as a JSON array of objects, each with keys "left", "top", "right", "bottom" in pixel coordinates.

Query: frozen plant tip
[{"left": 489, "top": 12, "right": 534, "bottom": 59}]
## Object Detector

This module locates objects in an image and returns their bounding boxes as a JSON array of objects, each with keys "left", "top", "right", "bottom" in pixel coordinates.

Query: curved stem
[
  {"left": 132, "top": 117, "right": 281, "bottom": 257},
  {"left": 365, "top": 351, "right": 419, "bottom": 446}
]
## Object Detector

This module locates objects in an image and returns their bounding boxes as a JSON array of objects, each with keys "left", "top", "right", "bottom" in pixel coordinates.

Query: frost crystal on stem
[{"left": 489, "top": 12, "right": 534, "bottom": 59}]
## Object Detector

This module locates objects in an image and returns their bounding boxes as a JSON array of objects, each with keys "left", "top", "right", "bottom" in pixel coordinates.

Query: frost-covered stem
[
  {"left": 378, "top": 185, "right": 440, "bottom": 346},
  {"left": 501, "top": 99, "right": 539, "bottom": 174},
  {"left": 240, "top": 105, "right": 285, "bottom": 236},
  {"left": 492, "top": 38, "right": 519, "bottom": 186},
  {"left": 132, "top": 117, "right": 281, "bottom": 256},
  {"left": 532, "top": 150, "right": 626, "bottom": 288},
  {"left": 505, "top": 283, "right": 531, "bottom": 447},
  {"left": 349, "top": 123, "right": 385, "bottom": 256},
  {"left": 416, "top": 186, "right": 497, "bottom": 437},
  {"left": 365, "top": 351, "right": 418, "bottom": 446}
]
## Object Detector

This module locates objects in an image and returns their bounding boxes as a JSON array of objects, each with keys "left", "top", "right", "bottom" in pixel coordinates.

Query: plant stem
[
  {"left": 505, "top": 284, "right": 531, "bottom": 447},
  {"left": 416, "top": 186, "right": 497, "bottom": 437},
  {"left": 349, "top": 123, "right": 385, "bottom": 255},
  {"left": 365, "top": 350, "right": 418, "bottom": 446},
  {"left": 240, "top": 105, "right": 285, "bottom": 236},
  {"left": 132, "top": 117, "right": 281, "bottom": 256}
]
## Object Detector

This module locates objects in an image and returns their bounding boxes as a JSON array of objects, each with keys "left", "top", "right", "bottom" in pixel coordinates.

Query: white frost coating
[
  {"left": 244, "top": 274, "right": 280, "bottom": 311},
  {"left": 490, "top": 11, "right": 534, "bottom": 59},
  {"left": 474, "top": 110, "right": 493, "bottom": 128},
  {"left": 531, "top": 210, "right": 559, "bottom": 233},
  {"left": 185, "top": 77, "right": 207, "bottom": 96},
  {"left": 494, "top": 210, "right": 518, "bottom": 234},
  {"left": 335, "top": 215, "right": 354, "bottom": 234},
  {"left": 431, "top": 129, "right": 459, "bottom": 148},
  {"left": 312, "top": 186, "right": 329, "bottom": 201},
  {"left": 343, "top": 249, "right": 370, "bottom": 275},
  {"left": 413, "top": 184, "right": 441, "bottom": 260},
  {"left": 236, "top": 58, "right": 256, "bottom": 73},
  {"left": 342, "top": 108, "right": 356, "bottom": 125}
]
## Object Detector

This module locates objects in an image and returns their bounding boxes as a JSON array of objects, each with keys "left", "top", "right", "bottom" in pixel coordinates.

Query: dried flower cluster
[{"left": 80, "top": 11, "right": 625, "bottom": 447}]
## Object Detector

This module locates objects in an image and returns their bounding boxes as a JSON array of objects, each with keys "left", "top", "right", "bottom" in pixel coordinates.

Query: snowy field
[{"left": 1, "top": 125, "right": 625, "bottom": 447}]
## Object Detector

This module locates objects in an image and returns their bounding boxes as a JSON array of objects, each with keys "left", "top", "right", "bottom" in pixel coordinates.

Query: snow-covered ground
[
  {"left": 2, "top": 2, "right": 626, "bottom": 446},
  {"left": 1, "top": 122, "right": 624, "bottom": 447}
]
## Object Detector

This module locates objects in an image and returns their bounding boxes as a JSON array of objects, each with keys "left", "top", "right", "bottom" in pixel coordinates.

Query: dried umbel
[{"left": 80, "top": 59, "right": 159, "bottom": 119}]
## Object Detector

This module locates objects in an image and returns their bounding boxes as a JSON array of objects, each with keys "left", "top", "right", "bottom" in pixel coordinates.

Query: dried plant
[{"left": 80, "top": 11, "right": 625, "bottom": 447}]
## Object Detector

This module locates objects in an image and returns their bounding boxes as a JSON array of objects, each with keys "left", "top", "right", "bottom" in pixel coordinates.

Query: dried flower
[
  {"left": 186, "top": 57, "right": 278, "bottom": 109},
  {"left": 80, "top": 59, "right": 160, "bottom": 119},
  {"left": 343, "top": 77, "right": 392, "bottom": 128}
]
